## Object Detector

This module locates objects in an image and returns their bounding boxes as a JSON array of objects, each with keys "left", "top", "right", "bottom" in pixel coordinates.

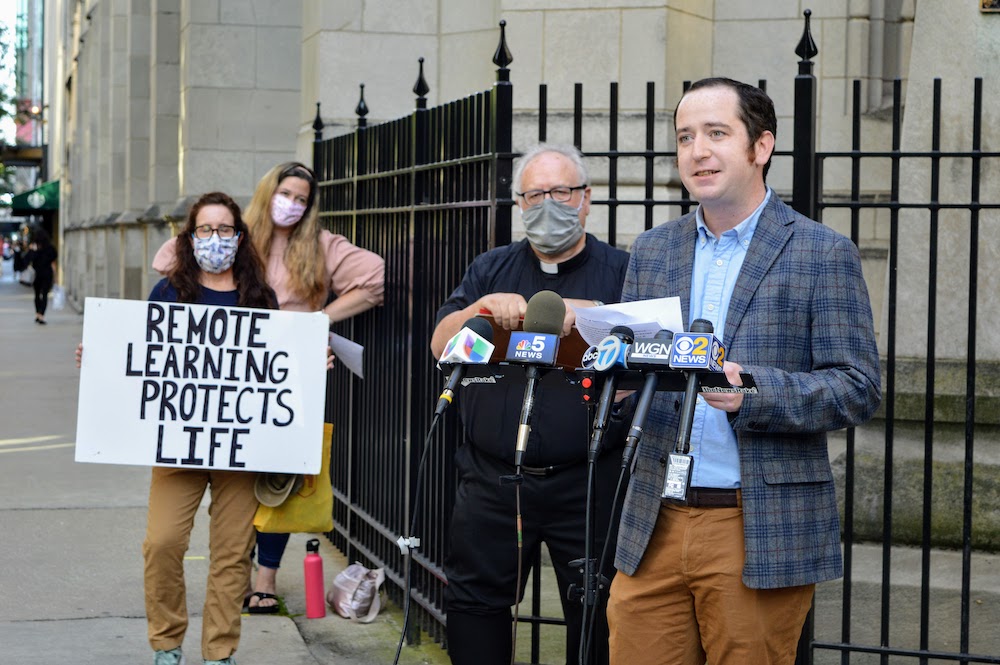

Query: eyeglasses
[
  {"left": 192, "top": 225, "right": 238, "bottom": 239},
  {"left": 516, "top": 185, "right": 587, "bottom": 207}
]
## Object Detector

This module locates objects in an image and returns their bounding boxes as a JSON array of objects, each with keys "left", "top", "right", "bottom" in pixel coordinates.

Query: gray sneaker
[
  {"left": 153, "top": 648, "right": 185, "bottom": 665},
  {"left": 203, "top": 659, "right": 236, "bottom": 665}
]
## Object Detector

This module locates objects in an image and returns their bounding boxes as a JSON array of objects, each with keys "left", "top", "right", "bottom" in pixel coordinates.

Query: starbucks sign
[{"left": 27, "top": 191, "right": 45, "bottom": 209}]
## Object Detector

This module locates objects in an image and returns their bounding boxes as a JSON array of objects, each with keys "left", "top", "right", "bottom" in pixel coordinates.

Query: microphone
[
  {"left": 659, "top": 319, "right": 724, "bottom": 501},
  {"left": 625, "top": 330, "right": 675, "bottom": 370},
  {"left": 620, "top": 330, "right": 674, "bottom": 469},
  {"left": 668, "top": 319, "right": 725, "bottom": 455},
  {"left": 588, "top": 326, "right": 635, "bottom": 461},
  {"left": 505, "top": 289, "right": 564, "bottom": 365},
  {"left": 591, "top": 325, "right": 633, "bottom": 372},
  {"left": 522, "top": 290, "right": 565, "bottom": 335},
  {"left": 511, "top": 290, "right": 566, "bottom": 467},
  {"left": 434, "top": 317, "right": 496, "bottom": 417}
]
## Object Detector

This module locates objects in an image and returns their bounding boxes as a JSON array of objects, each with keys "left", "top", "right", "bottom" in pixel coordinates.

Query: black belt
[
  {"left": 519, "top": 460, "right": 582, "bottom": 477},
  {"left": 664, "top": 487, "right": 741, "bottom": 508}
]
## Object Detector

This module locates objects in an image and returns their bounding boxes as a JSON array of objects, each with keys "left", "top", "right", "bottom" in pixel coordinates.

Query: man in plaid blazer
[{"left": 605, "top": 78, "right": 881, "bottom": 665}]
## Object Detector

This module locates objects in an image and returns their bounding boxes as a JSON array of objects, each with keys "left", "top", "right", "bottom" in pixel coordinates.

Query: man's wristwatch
[{"left": 592, "top": 299, "right": 605, "bottom": 307}]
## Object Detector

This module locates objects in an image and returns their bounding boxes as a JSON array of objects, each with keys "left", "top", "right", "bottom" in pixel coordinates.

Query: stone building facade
[
  {"left": 47, "top": 0, "right": 922, "bottom": 234},
  {"left": 43, "top": 0, "right": 998, "bottom": 360}
]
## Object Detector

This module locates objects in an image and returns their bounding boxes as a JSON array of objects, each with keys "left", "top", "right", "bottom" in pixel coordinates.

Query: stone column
[
  {"left": 149, "top": 0, "right": 180, "bottom": 208},
  {"left": 891, "top": 0, "right": 1000, "bottom": 364},
  {"left": 178, "top": 0, "right": 302, "bottom": 198},
  {"left": 107, "top": 0, "right": 128, "bottom": 214},
  {"left": 81, "top": 9, "right": 100, "bottom": 221},
  {"left": 124, "top": 2, "right": 151, "bottom": 214}
]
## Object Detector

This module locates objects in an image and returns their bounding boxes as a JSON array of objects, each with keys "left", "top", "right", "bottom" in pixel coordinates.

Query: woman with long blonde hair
[{"left": 153, "top": 162, "right": 385, "bottom": 614}]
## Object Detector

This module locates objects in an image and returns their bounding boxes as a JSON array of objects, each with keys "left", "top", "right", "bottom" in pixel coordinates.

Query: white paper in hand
[
  {"left": 572, "top": 297, "right": 684, "bottom": 345},
  {"left": 329, "top": 332, "right": 365, "bottom": 379}
]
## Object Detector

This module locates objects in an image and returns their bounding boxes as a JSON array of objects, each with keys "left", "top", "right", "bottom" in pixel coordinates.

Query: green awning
[{"left": 11, "top": 179, "right": 60, "bottom": 213}]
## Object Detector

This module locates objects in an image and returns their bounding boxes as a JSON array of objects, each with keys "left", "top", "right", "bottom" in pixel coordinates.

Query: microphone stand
[
  {"left": 674, "top": 368, "right": 701, "bottom": 456},
  {"left": 621, "top": 371, "right": 659, "bottom": 469},
  {"left": 571, "top": 359, "right": 755, "bottom": 664},
  {"left": 513, "top": 365, "right": 541, "bottom": 469},
  {"left": 571, "top": 371, "right": 616, "bottom": 665},
  {"left": 502, "top": 361, "right": 559, "bottom": 665}
]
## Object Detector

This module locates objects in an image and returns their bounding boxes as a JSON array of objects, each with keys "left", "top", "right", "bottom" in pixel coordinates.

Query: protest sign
[{"left": 75, "top": 297, "right": 329, "bottom": 473}]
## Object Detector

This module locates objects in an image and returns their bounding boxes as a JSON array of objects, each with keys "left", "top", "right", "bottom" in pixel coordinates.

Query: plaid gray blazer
[{"left": 614, "top": 195, "right": 881, "bottom": 589}]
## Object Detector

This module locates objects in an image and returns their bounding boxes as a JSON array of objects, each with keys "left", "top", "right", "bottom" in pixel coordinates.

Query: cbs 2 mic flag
[{"left": 669, "top": 332, "right": 725, "bottom": 372}]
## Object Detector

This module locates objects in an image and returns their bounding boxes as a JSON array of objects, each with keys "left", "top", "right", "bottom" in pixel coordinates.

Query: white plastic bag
[
  {"left": 19, "top": 265, "right": 35, "bottom": 286},
  {"left": 52, "top": 285, "right": 66, "bottom": 311},
  {"left": 326, "top": 563, "right": 385, "bottom": 623}
]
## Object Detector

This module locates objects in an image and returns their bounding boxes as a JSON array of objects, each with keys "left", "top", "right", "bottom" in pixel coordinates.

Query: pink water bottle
[{"left": 304, "top": 538, "right": 326, "bottom": 618}]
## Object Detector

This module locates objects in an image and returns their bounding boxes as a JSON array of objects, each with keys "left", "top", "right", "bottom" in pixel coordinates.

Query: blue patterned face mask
[{"left": 191, "top": 233, "right": 240, "bottom": 274}]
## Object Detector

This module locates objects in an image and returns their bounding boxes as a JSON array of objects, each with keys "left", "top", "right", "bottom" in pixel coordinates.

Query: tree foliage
[
  {"left": 0, "top": 23, "right": 13, "bottom": 131},
  {"left": 0, "top": 22, "right": 16, "bottom": 199}
]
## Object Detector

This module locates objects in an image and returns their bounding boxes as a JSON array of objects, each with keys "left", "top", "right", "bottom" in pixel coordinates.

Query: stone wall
[{"left": 55, "top": 0, "right": 303, "bottom": 303}]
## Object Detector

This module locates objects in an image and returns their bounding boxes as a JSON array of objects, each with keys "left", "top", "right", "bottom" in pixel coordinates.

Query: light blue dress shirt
[{"left": 687, "top": 189, "right": 772, "bottom": 488}]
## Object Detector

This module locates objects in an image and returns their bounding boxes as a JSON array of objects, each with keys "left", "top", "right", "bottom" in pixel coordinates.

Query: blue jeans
[{"left": 255, "top": 531, "right": 290, "bottom": 569}]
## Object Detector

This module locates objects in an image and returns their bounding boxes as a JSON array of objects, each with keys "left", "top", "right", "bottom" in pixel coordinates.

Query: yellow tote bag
[{"left": 254, "top": 423, "right": 334, "bottom": 533}]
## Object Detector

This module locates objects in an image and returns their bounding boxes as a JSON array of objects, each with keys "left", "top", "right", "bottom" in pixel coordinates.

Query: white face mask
[
  {"left": 520, "top": 199, "right": 585, "bottom": 255},
  {"left": 271, "top": 195, "right": 307, "bottom": 227},
  {"left": 192, "top": 234, "right": 239, "bottom": 273}
]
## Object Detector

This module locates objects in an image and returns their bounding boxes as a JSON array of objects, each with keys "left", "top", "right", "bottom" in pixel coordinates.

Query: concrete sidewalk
[{"left": 0, "top": 259, "right": 448, "bottom": 665}]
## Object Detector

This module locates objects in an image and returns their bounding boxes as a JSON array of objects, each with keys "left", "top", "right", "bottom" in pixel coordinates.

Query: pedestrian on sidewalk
[
  {"left": 24, "top": 228, "right": 57, "bottom": 324},
  {"left": 11, "top": 238, "right": 26, "bottom": 282},
  {"left": 152, "top": 162, "right": 385, "bottom": 614}
]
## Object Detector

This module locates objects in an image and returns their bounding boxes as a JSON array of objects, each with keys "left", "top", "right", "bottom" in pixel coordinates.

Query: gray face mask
[{"left": 521, "top": 198, "right": 585, "bottom": 256}]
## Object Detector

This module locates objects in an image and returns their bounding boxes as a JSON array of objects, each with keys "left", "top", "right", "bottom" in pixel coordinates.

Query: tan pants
[
  {"left": 143, "top": 467, "right": 258, "bottom": 661},
  {"left": 607, "top": 503, "right": 814, "bottom": 665}
]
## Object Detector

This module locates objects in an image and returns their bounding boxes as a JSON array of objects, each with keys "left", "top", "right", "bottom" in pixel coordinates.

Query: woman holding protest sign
[
  {"left": 80, "top": 191, "right": 277, "bottom": 665},
  {"left": 153, "top": 162, "right": 385, "bottom": 614}
]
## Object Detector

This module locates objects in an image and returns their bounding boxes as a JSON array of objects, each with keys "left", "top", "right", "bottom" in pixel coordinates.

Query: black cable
[
  {"left": 580, "top": 464, "right": 629, "bottom": 664},
  {"left": 510, "top": 478, "right": 524, "bottom": 665},
  {"left": 578, "top": 374, "right": 628, "bottom": 665},
  {"left": 392, "top": 411, "right": 443, "bottom": 665},
  {"left": 577, "top": 458, "right": 598, "bottom": 665}
]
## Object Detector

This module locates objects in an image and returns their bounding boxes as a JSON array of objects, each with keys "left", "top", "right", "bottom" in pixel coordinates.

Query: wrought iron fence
[
  {"left": 808, "top": 76, "right": 1000, "bottom": 665},
  {"left": 313, "top": 12, "right": 1000, "bottom": 665},
  {"left": 313, "top": 46, "right": 514, "bottom": 645}
]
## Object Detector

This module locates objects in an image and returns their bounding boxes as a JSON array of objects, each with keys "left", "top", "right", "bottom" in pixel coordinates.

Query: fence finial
[
  {"left": 355, "top": 84, "right": 369, "bottom": 128},
  {"left": 493, "top": 20, "right": 513, "bottom": 81},
  {"left": 414, "top": 57, "right": 430, "bottom": 109},
  {"left": 312, "top": 102, "right": 324, "bottom": 142},
  {"left": 795, "top": 9, "right": 818, "bottom": 63}
]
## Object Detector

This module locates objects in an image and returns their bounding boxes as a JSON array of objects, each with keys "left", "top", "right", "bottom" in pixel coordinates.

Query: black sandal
[{"left": 244, "top": 591, "right": 280, "bottom": 614}]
